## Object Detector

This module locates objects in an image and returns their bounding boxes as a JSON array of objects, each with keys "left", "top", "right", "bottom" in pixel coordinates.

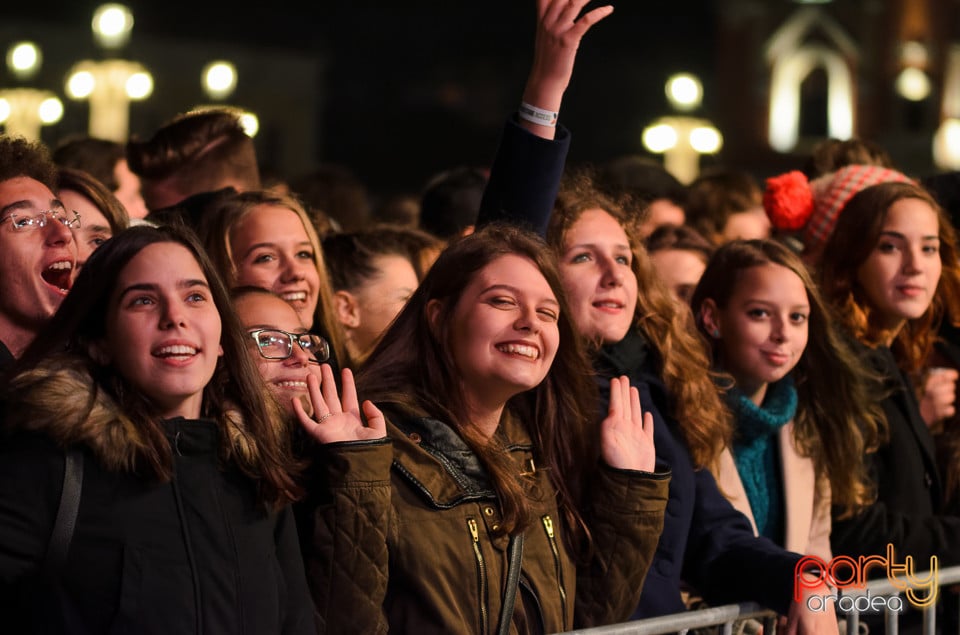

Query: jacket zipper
[
  {"left": 468, "top": 517, "right": 489, "bottom": 634},
  {"left": 542, "top": 514, "right": 568, "bottom": 632}
]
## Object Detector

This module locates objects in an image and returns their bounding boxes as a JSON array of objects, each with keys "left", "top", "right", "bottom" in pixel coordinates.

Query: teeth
[
  {"left": 497, "top": 343, "right": 539, "bottom": 359},
  {"left": 47, "top": 261, "right": 73, "bottom": 271},
  {"left": 596, "top": 301, "right": 620, "bottom": 308},
  {"left": 281, "top": 292, "right": 307, "bottom": 301},
  {"left": 275, "top": 381, "right": 308, "bottom": 389},
  {"left": 155, "top": 345, "right": 197, "bottom": 356}
]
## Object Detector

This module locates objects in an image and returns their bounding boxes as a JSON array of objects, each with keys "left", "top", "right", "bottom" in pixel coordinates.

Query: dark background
[{"left": 2, "top": 1, "right": 718, "bottom": 197}]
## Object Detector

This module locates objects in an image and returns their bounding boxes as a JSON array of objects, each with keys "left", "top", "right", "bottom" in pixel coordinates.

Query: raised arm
[
  {"left": 295, "top": 364, "right": 392, "bottom": 635},
  {"left": 477, "top": 0, "right": 611, "bottom": 235}
]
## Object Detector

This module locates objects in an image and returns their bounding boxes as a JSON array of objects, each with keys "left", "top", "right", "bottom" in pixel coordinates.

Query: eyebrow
[
  {"left": 482, "top": 283, "right": 560, "bottom": 307},
  {"left": 117, "top": 278, "right": 210, "bottom": 301},
  {"left": 744, "top": 298, "right": 810, "bottom": 310},
  {"left": 244, "top": 323, "right": 308, "bottom": 334},
  {"left": 880, "top": 230, "right": 939, "bottom": 241},
  {"left": 84, "top": 224, "right": 111, "bottom": 233},
  {"left": 0, "top": 198, "right": 64, "bottom": 217},
  {"left": 241, "top": 241, "right": 314, "bottom": 260},
  {"left": 565, "top": 241, "right": 631, "bottom": 252}
]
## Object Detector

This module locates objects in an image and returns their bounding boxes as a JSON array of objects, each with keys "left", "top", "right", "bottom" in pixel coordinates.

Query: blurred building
[
  {"left": 715, "top": 0, "right": 960, "bottom": 177},
  {"left": 0, "top": 18, "right": 323, "bottom": 178}
]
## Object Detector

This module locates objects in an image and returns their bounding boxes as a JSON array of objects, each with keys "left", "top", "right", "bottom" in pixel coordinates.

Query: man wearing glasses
[{"left": 0, "top": 136, "right": 78, "bottom": 368}]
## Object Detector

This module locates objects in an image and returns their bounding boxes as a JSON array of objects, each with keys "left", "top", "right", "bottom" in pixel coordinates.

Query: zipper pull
[
  {"left": 468, "top": 517, "right": 480, "bottom": 542},
  {"left": 542, "top": 514, "right": 554, "bottom": 538}
]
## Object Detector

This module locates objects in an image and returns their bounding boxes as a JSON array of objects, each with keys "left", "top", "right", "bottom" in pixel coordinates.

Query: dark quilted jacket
[{"left": 307, "top": 410, "right": 669, "bottom": 634}]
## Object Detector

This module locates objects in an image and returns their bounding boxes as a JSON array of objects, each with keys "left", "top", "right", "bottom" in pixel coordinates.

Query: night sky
[{"left": 3, "top": 1, "right": 718, "bottom": 196}]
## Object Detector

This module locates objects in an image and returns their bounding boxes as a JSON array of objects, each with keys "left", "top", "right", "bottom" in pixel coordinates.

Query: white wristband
[{"left": 518, "top": 102, "right": 558, "bottom": 127}]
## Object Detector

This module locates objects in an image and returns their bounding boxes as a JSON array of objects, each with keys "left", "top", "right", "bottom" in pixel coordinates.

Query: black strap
[
  {"left": 496, "top": 533, "right": 524, "bottom": 635},
  {"left": 44, "top": 448, "right": 84, "bottom": 575}
]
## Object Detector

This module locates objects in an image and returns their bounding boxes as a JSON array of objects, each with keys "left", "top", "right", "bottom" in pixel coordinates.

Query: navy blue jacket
[
  {"left": 477, "top": 120, "right": 803, "bottom": 617},
  {"left": 596, "top": 333, "right": 801, "bottom": 617}
]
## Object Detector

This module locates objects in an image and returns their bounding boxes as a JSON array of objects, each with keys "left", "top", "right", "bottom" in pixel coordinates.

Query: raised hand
[
  {"left": 600, "top": 376, "right": 656, "bottom": 472},
  {"left": 919, "top": 366, "right": 958, "bottom": 428},
  {"left": 294, "top": 364, "right": 386, "bottom": 444},
  {"left": 521, "top": 0, "right": 614, "bottom": 138}
]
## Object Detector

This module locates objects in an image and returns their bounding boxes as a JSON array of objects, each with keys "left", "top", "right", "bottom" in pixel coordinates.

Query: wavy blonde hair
[
  {"left": 198, "top": 190, "right": 351, "bottom": 369},
  {"left": 549, "top": 169, "right": 732, "bottom": 470}
]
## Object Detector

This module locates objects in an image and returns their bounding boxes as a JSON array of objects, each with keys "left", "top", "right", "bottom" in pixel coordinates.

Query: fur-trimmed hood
[{"left": 3, "top": 356, "right": 159, "bottom": 473}]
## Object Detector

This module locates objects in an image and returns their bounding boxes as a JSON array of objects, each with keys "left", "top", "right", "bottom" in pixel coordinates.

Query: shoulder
[{"left": 4, "top": 357, "right": 143, "bottom": 472}]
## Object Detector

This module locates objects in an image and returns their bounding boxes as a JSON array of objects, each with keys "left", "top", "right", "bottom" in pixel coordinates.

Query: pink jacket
[{"left": 713, "top": 422, "right": 832, "bottom": 561}]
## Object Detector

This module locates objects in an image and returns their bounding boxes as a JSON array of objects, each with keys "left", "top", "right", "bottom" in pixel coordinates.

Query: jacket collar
[{"left": 391, "top": 415, "right": 498, "bottom": 508}]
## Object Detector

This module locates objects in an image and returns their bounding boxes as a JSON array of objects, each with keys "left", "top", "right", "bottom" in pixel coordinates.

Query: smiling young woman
[
  {"left": 690, "top": 239, "right": 883, "bottom": 561},
  {"left": 198, "top": 190, "right": 350, "bottom": 371},
  {"left": 296, "top": 223, "right": 669, "bottom": 634},
  {"left": 0, "top": 224, "right": 313, "bottom": 634},
  {"left": 818, "top": 181, "right": 960, "bottom": 569}
]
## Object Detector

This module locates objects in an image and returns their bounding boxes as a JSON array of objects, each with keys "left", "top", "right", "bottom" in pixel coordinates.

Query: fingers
[
  {"left": 340, "top": 367, "right": 360, "bottom": 416},
  {"left": 629, "top": 385, "right": 642, "bottom": 426},
  {"left": 319, "top": 363, "right": 342, "bottom": 414},
  {"left": 292, "top": 389, "right": 319, "bottom": 437},
  {"left": 545, "top": 0, "right": 613, "bottom": 39},
  {"left": 561, "top": 3, "right": 613, "bottom": 41},
  {"left": 552, "top": 0, "right": 591, "bottom": 26},
  {"left": 608, "top": 376, "right": 622, "bottom": 420},
  {"left": 362, "top": 400, "right": 387, "bottom": 436},
  {"left": 306, "top": 372, "right": 326, "bottom": 418},
  {"left": 643, "top": 411, "right": 655, "bottom": 445}
]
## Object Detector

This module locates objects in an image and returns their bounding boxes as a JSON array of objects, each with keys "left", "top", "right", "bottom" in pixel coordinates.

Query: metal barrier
[{"left": 561, "top": 565, "right": 960, "bottom": 635}]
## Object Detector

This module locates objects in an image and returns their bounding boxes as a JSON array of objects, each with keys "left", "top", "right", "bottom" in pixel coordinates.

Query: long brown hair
[
  {"left": 358, "top": 224, "right": 597, "bottom": 545},
  {"left": 549, "top": 170, "right": 732, "bottom": 470},
  {"left": 691, "top": 239, "right": 885, "bottom": 515},
  {"left": 9, "top": 224, "right": 301, "bottom": 509},
  {"left": 198, "top": 189, "right": 351, "bottom": 369},
  {"left": 819, "top": 182, "right": 960, "bottom": 378}
]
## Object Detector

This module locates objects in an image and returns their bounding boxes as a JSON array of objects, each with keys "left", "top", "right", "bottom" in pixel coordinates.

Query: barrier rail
[{"left": 561, "top": 565, "right": 960, "bottom": 635}]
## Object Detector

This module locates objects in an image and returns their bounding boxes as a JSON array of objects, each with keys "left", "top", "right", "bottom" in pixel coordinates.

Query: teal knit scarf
[{"left": 727, "top": 377, "right": 798, "bottom": 538}]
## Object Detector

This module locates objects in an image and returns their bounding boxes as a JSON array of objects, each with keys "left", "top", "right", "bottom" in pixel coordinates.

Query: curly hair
[
  {"left": 549, "top": 169, "right": 732, "bottom": 470},
  {"left": 0, "top": 136, "right": 58, "bottom": 190},
  {"left": 690, "top": 239, "right": 885, "bottom": 516},
  {"left": 819, "top": 182, "right": 960, "bottom": 380}
]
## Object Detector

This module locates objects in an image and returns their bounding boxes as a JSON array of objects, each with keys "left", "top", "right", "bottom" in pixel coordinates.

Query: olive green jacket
[{"left": 308, "top": 413, "right": 669, "bottom": 635}]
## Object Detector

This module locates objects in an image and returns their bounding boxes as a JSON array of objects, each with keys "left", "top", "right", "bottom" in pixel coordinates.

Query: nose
[
  {"left": 44, "top": 215, "right": 75, "bottom": 247},
  {"left": 279, "top": 254, "right": 307, "bottom": 282},
  {"left": 903, "top": 245, "right": 925, "bottom": 274},
  {"left": 599, "top": 255, "right": 624, "bottom": 288},
  {"left": 286, "top": 339, "right": 312, "bottom": 367},
  {"left": 514, "top": 303, "right": 541, "bottom": 333},
  {"left": 770, "top": 316, "right": 787, "bottom": 343},
  {"left": 160, "top": 299, "right": 187, "bottom": 330}
]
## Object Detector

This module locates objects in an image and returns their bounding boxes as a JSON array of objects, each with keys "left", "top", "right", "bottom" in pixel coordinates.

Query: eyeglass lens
[{"left": 254, "top": 330, "right": 329, "bottom": 362}]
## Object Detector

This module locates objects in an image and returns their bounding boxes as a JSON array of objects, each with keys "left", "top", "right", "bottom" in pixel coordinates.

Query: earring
[{"left": 711, "top": 328, "right": 720, "bottom": 338}]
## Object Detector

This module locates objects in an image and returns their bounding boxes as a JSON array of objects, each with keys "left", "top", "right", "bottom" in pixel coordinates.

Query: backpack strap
[{"left": 44, "top": 447, "right": 84, "bottom": 574}]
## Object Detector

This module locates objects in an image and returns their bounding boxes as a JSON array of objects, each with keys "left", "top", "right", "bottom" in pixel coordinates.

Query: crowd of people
[{"left": 2, "top": 0, "right": 960, "bottom": 633}]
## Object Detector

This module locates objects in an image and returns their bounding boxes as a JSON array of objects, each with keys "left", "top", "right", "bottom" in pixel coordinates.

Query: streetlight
[
  {"left": 202, "top": 61, "right": 237, "bottom": 101},
  {"left": 642, "top": 73, "right": 722, "bottom": 184},
  {"left": 199, "top": 63, "right": 258, "bottom": 137},
  {"left": 0, "top": 42, "right": 63, "bottom": 140},
  {"left": 65, "top": 4, "right": 152, "bottom": 142}
]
